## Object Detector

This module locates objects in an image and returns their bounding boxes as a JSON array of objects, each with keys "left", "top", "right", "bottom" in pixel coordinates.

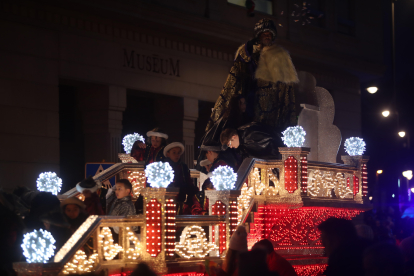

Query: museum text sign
[{"left": 123, "top": 49, "right": 180, "bottom": 77}]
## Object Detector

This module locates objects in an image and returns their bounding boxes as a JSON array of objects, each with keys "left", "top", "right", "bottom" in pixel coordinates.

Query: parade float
[{"left": 13, "top": 87, "right": 371, "bottom": 276}]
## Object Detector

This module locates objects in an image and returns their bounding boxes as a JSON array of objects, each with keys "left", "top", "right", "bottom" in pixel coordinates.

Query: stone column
[
  {"left": 78, "top": 84, "right": 126, "bottom": 163},
  {"left": 183, "top": 97, "right": 198, "bottom": 168}
]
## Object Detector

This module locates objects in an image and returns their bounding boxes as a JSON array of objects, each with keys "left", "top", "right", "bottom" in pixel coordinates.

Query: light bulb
[
  {"left": 398, "top": 131, "right": 406, "bottom": 138},
  {"left": 366, "top": 87, "right": 378, "bottom": 94},
  {"left": 382, "top": 110, "right": 390, "bottom": 117}
]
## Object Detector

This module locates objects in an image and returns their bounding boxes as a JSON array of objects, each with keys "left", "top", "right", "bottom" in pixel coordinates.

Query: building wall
[{"left": 0, "top": 0, "right": 383, "bottom": 191}]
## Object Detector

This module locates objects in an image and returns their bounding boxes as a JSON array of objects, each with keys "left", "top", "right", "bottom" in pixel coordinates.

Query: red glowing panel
[
  {"left": 362, "top": 164, "right": 368, "bottom": 197},
  {"left": 293, "top": 264, "right": 328, "bottom": 276},
  {"left": 300, "top": 156, "right": 308, "bottom": 193},
  {"left": 211, "top": 200, "right": 227, "bottom": 216},
  {"left": 353, "top": 174, "right": 359, "bottom": 196},
  {"left": 284, "top": 156, "right": 298, "bottom": 193},
  {"left": 146, "top": 198, "right": 162, "bottom": 257},
  {"left": 256, "top": 206, "right": 363, "bottom": 247},
  {"left": 165, "top": 198, "right": 176, "bottom": 257},
  {"left": 229, "top": 200, "right": 238, "bottom": 235},
  {"left": 219, "top": 223, "right": 226, "bottom": 254},
  {"left": 162, "top": 273, "right": 205, "bottom": 276}
]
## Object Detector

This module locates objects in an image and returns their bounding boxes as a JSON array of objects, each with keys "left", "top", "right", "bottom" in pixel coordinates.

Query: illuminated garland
[
  {"left": 211, "top": 165, "right": 237, "bottom": 190},
  {"left": 308, "top": 170, "right": 322, "bottom": 197},
  {"left": 36, "top": 172, "right": 62, "bottom": 195},
  {"left": 344, "top": 137, "right": 366, "bottom": 156},
  {"left": 122, "top": 133, "right": 145, "bottom": 154},
  {"left": 282, "top": 126, "right": 306, "bottom": 147},
  {"left": 99, "top": 227, "right": 123, "bottom": 260},
  {"left": 128, "top": 171, "right": 146, "bottom": 197},
  {"left": 125, "top": 227, "right": 141, "bottom": 260},
  {"left": 145, "top": 162, "right": 174, "bottom": 188},
  {"left": 251, "top": 168, "right": 265, "bottom": 195},
  {"left": 62, "top": 250, "right": 98, "bottom": 274},
  {"left": 237, "top": 183, "right": 254, "bottom": 224},
  {"left": 175, "top": 225, "right": 217, "bottom": 258},
  {"left": 335, "top": 172, "right": 353, "bottom": 199},
  {"left": 21, "top": 229, "right": 56, "bottom": 263}
]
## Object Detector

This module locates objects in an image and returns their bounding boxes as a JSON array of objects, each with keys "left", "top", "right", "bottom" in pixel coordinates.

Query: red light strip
[
  {"left": 146, "top": 198, "right": 162, "bottom": 257},
  {"left": 284, "top": 156, "right": 298, "bottom": 193}
]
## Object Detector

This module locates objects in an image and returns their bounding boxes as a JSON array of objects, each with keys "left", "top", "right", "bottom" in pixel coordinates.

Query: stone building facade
[{"left": 0, "top": 0, "right": 383, "bottom": 191}]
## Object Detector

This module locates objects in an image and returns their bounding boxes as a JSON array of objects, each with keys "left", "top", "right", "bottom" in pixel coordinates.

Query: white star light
[
  {"left": 145, "top": 161, "right": 174, "bottom": 188},
  {"left": 36, "top": 172, "right": 62, "bottom": 195},
  {"left": 21, "top": 229, "right": 56, "bottom": 263},
  {"left": 282, "top": 126, "right": 306, "bottom": 147},
  {"left": 122, "top": 133, "right": 145, "bottom": 154},
  {"left": 344, "top": 137, "right": 366, "bottom": 156},
  {"left": 211, "top": 165, "right": 237, "bottom": 190}
]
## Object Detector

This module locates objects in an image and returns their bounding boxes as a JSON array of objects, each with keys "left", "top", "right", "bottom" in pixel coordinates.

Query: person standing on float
[
  {"left": 205, "top": 18, "right": 299, "bottom": 135},
  {"left": 130, "top": 128, "right": 168, "bottom": 165}
]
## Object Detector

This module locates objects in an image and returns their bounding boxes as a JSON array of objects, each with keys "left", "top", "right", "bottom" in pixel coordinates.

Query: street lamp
[
  {"left": 399, "top": 131, "right": 406, "bottom": 138},
  {"left": 382, "top": 110, "right": 390, "bottom": 117},
  {"left": 377, "top": 170, "right": 383, "bottom": 174},
  {"left": 403, "top": 170, "right": 413, "bottom": 180},
  {"left": 367, "top": 87, "right": 378, "bottom": 94}
]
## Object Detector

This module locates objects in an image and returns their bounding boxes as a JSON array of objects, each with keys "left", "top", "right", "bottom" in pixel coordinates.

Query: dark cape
[{"left": 236, "top": 122, "right": 284, "bottom": 160}]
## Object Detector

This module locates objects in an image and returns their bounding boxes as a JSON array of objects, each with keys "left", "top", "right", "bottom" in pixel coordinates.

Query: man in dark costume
[
  {"left": 203, "top": 18, "right": 298, "bottom": 148},
  {"left": 130, "top": 128, "right": 168, "bottom": 165}
]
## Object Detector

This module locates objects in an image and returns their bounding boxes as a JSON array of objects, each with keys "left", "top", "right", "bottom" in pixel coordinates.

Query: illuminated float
[{"left": 13, "top": 87, "right": 370, "bottom": 276}]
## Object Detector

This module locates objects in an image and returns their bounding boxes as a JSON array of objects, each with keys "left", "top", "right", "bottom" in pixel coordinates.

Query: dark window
[
  {"left": 228, "top": 0, "right": 273, "bottom": 15},
  {"left": 336, "top": 0, "right": 356, "bottom": 35}
]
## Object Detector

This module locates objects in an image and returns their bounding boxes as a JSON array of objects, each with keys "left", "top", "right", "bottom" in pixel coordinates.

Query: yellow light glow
[
  {"left": 366, "top": 87, "right": 378, "bottom": 94},
  {"left": 382, "top": 110, "right": 390, "bottom": 117},
  {"left": 377, "top": 170, "right": 383, "bottom": 174},
  {"left": 399, "top": 131, "right": 406, "bottom": 138}
]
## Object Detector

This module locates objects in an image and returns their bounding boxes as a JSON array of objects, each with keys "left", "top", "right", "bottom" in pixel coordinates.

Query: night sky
[{"left": 361, "top": 0, "right": 414, "bottom": 210}]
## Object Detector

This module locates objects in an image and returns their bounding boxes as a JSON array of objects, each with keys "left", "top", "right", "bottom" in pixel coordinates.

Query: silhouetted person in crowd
[
  {"left": 364, "top": 242, "right": 404, "bottom": 276},
  {"left": 400, "top": 234, "right": 414, "bottom": 276},
  {"left": 222, "top": 225, "right": 248, "bottom": 276},
  {"left": 318, "top": 217, "right": 367, "bottom": 276},
  {"left": 239, "top": 249, "right": 280, "bottom": 276},
  {"left": 129, "top": 262, "right": 158, "bottom": 276},
  {"left": 61, "top": 197, "right": 88, "bottom": 233},
  {"left": 252, "top": 239, "right": 297, "bottom": 276}
]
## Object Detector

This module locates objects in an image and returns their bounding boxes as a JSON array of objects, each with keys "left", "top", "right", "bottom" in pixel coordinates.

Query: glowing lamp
[
  {"left": 344, "top": 137, "right": 366, "bottom": 156},
  {"left": 211, "top": 165, "right": 237, "bottom": 190},
  {"left": 403, "top": 170, "right": 413, "bottom": 180},
  {"left": 122, "top": 133, "right": 145, "bottom": 154},
  {"left": 398, "top": 131, "right": 406, "bottom": 138},
  {"left": 411, "top": 188, "right": 414, "bottom": 193},
  {"left": 36, "top": 172, "right": 62, "bottom": 195},
  {"left": 392, "top": 194, "right": 395, "bottom": 198},
  {"left": 145, "top": 161, "right": 174, "bottom": 188},
  {"left": 282, "top": 126, "right": 306, "bottom": 147},
  {"left": 382, "top": 110, "right": 390, "bottom": 117},
  {"left": 369, "top": 196, "right": 373, "bottom": 201},
  {"left": 366, "top": 87, "right": 378, "bottom": 94},
  {"left": 376, "top": 170, "right": 383, "bottom": 174}
]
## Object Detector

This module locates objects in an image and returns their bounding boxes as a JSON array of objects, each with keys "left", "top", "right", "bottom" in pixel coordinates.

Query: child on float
[
  {"left": 106, "top": 179, "right": 137, "bottom": 236},
  {"left": 200, "top": 143, "right": 236, "bottom": 191},
  {"left": 130, "top": 127, "right": 168, "bottom": 165},
  {"left": 76, "top": 177, "right": 105, "bottom": 216},
  {"left": 60, "top": 197, "right": 88, "bottom": 233},
  {"left": 164, "top": 142, "right": 198, "bottom": 215}
]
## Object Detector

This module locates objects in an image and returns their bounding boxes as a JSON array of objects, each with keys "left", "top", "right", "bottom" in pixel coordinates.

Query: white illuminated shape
[
  {"left": 403, "top": 170, "right": 413, "bottom": 180},
  {"left": 398, "top": 131, "right": 406, "bottom": 138},
  {"left": 21, "top": 229, "right": 56, "bottom": 263},
  {"left": 281, "top": 126, "right": 306, "bottom": 147},
  {"left": 382, "top": 110, "right": 390, "bottom": 117},
  {"left": 369, "top": 196, "right": 373, "bottom": 201},
  {"left": 36, "top": 172, "right": 62, "bottom": 195},
  {"left": 344, "top": 137, "right": 366, "bottom": 156},
  {"left": 145, "top": 161, "right": 174, "bottom": 188},
  {"left": 62, "top": 250, "right": 98, "bottom": 274},
  {"left": 211, "top": 165, "right": 237, "bottom": 190},
  {"left": 175, "top": 225, "right": 217, "bottom": 258},
  {"left": 366, "top": 87, "right": 378, "bottom": 94},
  {"left": 122, "top": 133, "right": 145, "bottom": 154},
  {"left": 411, "top": 188, "right": 414, "bottom": 194},
  {"left": 377, "top": 170, "right": 383, "bottom": 174},
  {"left": 392, "top": 194, "right": 395, "bottom": 198}
]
